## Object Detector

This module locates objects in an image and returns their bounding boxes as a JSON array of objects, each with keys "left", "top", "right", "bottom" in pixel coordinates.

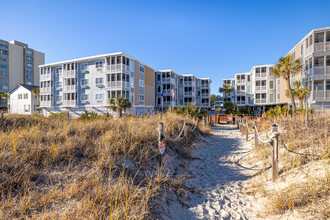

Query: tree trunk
[
  {"left": 298, "top": 98, "right": 303, "bottom": 110},
  {"left": 286, "top": 78, "right": 296, "bottom": 111},
  {"left": 225, "top": 92, "right": 228, "bottom": 102}
]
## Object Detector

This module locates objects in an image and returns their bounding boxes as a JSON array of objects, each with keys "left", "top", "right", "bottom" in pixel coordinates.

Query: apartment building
[
  {"left": 222, "top": 78, "right": 235, "bottom": 102},
  {"left": 286, "top": 27, "right": 330, "bottom": 111},
  {"left": 0, "top": 39, "right": 44, "bottom": 107},
  {"left": 154, "top": 70, "right": 211, "bottom": 109},
  {"left": 39, "top": 52, "right": 155, "bottom": 117}
]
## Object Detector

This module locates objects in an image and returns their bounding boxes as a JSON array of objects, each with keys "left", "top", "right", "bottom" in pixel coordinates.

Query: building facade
[
  {"left": 39, "top": 52, "right": 155, "bottom": 117},
  {"left": 222, "top": 78, "right": 235, "bottom": 102},
  {"left": 0, "top": 39, "right": 44, "bottom": 107},
  {"left": 221, "top": 27, "right": 330, "bottom": 113},
  {"left": 154, "top": 70, "right": 211, "bottom": 109}
]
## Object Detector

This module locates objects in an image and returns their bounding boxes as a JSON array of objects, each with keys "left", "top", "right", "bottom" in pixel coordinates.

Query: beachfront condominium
[
  {"left": 0, "top": 39, "right": 44, "bottom": 107},
  {"left": 222, "top": 78, "right": 235, "bottom": 102},
  {"left": 286, "top": 27, "right": 330, "bottom": 111},
  {"left": 39, "top": 52, "right": 155, "bottom": 117},
  {"left": 154, "top": 70, "right": 211, "bottom": 109}
]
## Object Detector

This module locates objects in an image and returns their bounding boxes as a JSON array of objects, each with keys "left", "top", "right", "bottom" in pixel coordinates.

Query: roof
[{"left": 9, "top": 84, "right": 39, "bottom": 94}]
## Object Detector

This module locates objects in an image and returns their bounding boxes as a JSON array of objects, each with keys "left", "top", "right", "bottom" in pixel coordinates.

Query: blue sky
[{"left": 2, "top": 0, "right": 330, "bottom": 95}]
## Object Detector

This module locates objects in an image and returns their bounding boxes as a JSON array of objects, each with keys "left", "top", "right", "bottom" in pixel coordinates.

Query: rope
[
  {"left": 191, "top": 119, "right": 199, "bottom": 131},
  {"left": 282, "top": 143, "right": 329, "bottom": 159},
  {"left": 165, "top": 121, "right": 186, "bottom": 141},
  {"left": 246, "top": 123, "right": 254, "bottom": 134},
  {"left": 255, "top": 126, "right": 274, "bottom": 144}
]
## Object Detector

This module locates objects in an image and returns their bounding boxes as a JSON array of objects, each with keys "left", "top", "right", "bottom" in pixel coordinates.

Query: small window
[
  {"left": 269, "top": 80, "right": 274, "bottom": 90},
  {"left": 26, "top": 82, "right": 33, "bottom": 85},
  {"left": 95, "top": 77, "right": 103, "bottom": 84},
  {"left": 26, "top": 50, "right": 33, "bottom": 55},
  {"left": 18, "top": 94, "right": 22, "bottom": 99},
  {"left": 26, "top": 63, "right": 33, "bottom": 67},
  {"left": 26, "top": 56, "right": 33, "bottom": 61},
  {"left": 26, "top": 75, "right": 33, "bottom": 80},
  {"left": 26, "top": 69, "right": 33, "bottom": 74},
  {"left": 139, "top": 95, "right": 144, "bottom": 101},
  {"left": 24, "top": 104, "right": 30, "bottom": 112},
  {"left": 24, "top": 93, "right": 28, "bottom": 99},
  {"left": 139, "top": 79, "right": 144, "bottom": 87},
  {"left": 95, "top": 93, "right": 103, "bottom": 100}
]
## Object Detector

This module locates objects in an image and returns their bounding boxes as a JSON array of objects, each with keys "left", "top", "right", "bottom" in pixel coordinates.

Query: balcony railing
[
  {"left": 255, "top": 86, "right": 266, "bottom": 91},
  {"left": 106, "top": 81, "right": 130, "bottom": 90},
  {"left": 255, "top": 99, "right": 266, "bottom": 104},
  {"left": 236, "top": 101, "right": 246, "bottom": 105},
  {"left": 184, "top": 91, "right": 193, "bottom": 96},
  {"left": 314, "top": 42, "right": 325, "bottom": 52},
  {"left": 313, "top": 90, "right": 324, "bottom": 100},
  {"left": 40, "top": 87, "right": 52, "bottom": 93},
  {"left": 236, "top": 80, "right": 246, "bottom": 84},
  {"left": 64, "top": 85, "right": 76, "bottom": 91},
  {"left": 40, "top": 101, "right": 51, "bottom": 107},
  {"left": 327, "top": 42, "right": 330, "bottom": 51},
  {"left": 63, "top": 100, "right": 76, "bottom": 107},
  {"left": 40, "top": 74, "right": 52, "bottom": 81},
  {"left": 314, "top": 66, "right": 325, "bottom": 75},
  {"left": 326, "top": 90, "right": 330, "bottom": 99},
  {"left": 184, "top": 81, "right": 193, "bottom": 86},
  {"left": 201, "top": 93, "right": 209, "bottom": 97},
  {"left": 255, "top": 73, "right": 267, "bottom": 78},
  {"left": 106, "top": 64, "right": 130, "bottom": 73},
  {"left": 62, "top": 70, "right": 76, "bottom": 78},
  {"left": 162, "top": 78, "right": 176, "bottom": 84},
  {"left": 201, "top": 84, "right": 209, "bottom": 88}
]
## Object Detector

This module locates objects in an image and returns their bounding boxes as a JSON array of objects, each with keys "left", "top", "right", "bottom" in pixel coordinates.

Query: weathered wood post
[
  {"left": 272, "top": 124, "right": 279, "bottom": 181},
  {"left": 254, "top": 121, "right": 258, "bottom": 148},
  {"left": 1, "top": 111, "right": 3, "bottom": 132},
  {"left": 202, "top": 117, "right": 205, "bottom": 127},
  {"left": 245, "top": 118, "right": 249, "bottom": 142}
]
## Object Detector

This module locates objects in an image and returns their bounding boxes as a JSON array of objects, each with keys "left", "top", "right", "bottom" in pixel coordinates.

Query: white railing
[
  {"left": 201, "top": 93, "right": 209, "bottom": 97},
  {"left": 236, "top": 80, "right": 246, "bottom": 84},
  {"left": 255, "top": 86, "right": 266, "bottom": 91},
  {"left": 236, "top": 91, "right": 245, "bottom": 95},
  {"left": 163, "top": 101, "right": 173, "bottom": 106},
  {"left": 107, "top": 81, "right": 130, "bottom": 89},
  {"left": 40, "top": 74, "right": 52, "bottom": 80},
  {"left": 184, "top": 81, "right": 193, "bottom": 86},
  {"left": 62, "top": 70, "right": 76, "bottom": 78},
  {"left": 184, "top": 92, "right": 193, "bottom": 96},
  {"left": 64, "top": 85, "right": 76, "bottom": 91},
  {"left": 327, "top": 66, "right": 330, "bottom": 74},
  {"left": 40, "top": 87, "right": 52, "bottom": 93},
  {"left": 255, "top": 99, "right": 266, "bottom": 104},
  {"left": 106, "top": 64, "right": 130, "bottom": 73},
  {"left": 162, "top": 78, "right": 176, "bottom": 84},
  {"left": 314, "top": 66, "right": 325, "bottom": 75},
  {"left": 201, "top": 84, "right": 209, "bottom": 88},
  {"left": 327, "top": 42, "right": 330, "bottom": 51},
  {"left": 314, "top": 42, "right": 325, "bottom": 52},
  {"left": 255, "top": 73, "right": 267, "bottom": 78},
  {"left": 236, "top": 101, "right": 246, "bottom": 105},
  {"left": 313, "top": 90, "right": 324, "bottom": 100},
  {"left": 63, "top": 100, "right": 76, "bottom": 106},
  {"left": 40, "top": 101, "right": 51, "bottom": 107},
  {"left": 326, "top": 91, "right": 330, "bottom": 99}
]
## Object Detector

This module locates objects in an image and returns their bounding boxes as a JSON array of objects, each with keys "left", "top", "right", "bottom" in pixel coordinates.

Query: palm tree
[
  {"left": 286, "top": 81, "right": 310, "bottom": 109},
  {"left": 219, "top": 85, "right": 233, "bottom": 102},
  {"left": 108, "top": 96, "right": 131, "bottom": 117},
  {"left": 271, "top": 55, "right": 301, "bottom": 111},
  {"left": 32, "top": 88, "right": 40, "bottom": 113}
]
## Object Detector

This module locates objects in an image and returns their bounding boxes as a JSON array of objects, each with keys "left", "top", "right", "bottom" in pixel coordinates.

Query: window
[
  {"left": 18, "top": 94, "right": 22, "bottom": 99},
  {"left": 1, "top": 99, "right": 7, "bottom": 104},
  {"left": 26, "top": 75, "right": 33, "bottom": 80},
  {"left": 0, "top": 64, "right": 8, "bottom": 69},
  {"left": 24, "top": 104, "right": 30, "bottom": 112},
  {"left": 0, "top": 78, "right": 8, "bottom": 83},
  {"left": 261, "top": 67, "right": 267, "bottom": 73},
  {"left": 0, "top": 85, "right": 8, "bottom": 90},
  {"left": 24, "top": 93, "right": 28, "bottom": 99},
  {"left": 269, "top": 94, "right": 274, "bottom": 103},
  {"left": 26, "top": 50, "right": 33, "bottom": 55},
  {"left": 26, "top": 56, "right": 33, "bottom": 61},
  {"left": 0, "top": 71, "right": 8, "bottom": 76},
  {"left": 139, "top": 79, "right": 144, "bottom": 87},
  {"left": 139, "top": 95, "right": 144, "bottom": 101},
  {"left": 26, "top": 63, "right": 33, "bottom": 67},
  {"left": 95, "top": 93, "right": 103, "bottom": 100},
  {"left": 157, "top": 74, "right": 160, "bottom": 81},
  {"left": 80, "top": 63, "right": 88, "bottom": 70},
  {"left": 26, "top": 69, "right": 33, "bottom": 74},
  {"left": 139, "top": 65, "right": 144, "bottom": 73},
  {"left": 269, "top": 80, "right": 274, "bottom": 89},
  {"left": 95, "top": 61, "right": 103, "bottom": 68},
  {"left": 130, "top": 60, "right": 134, "bottom": 72},
  {"left": 81, "top": 79, "right": 88, "bottom": 85},
  {"left": 81, "top": 94, "right": 88, "bottom": 101},
  {"left": 0, "top": 43, "right": 8, "bottom": 49},
  {"left": 95, "top": 77, "right": 103, "bottom": 84},
  {"left": 0, "top": 49, "right": 8, "bottom": 55},
  {"left": 0, "top": 57, "right": 8, "bottom": 62},
  {"left": 26, "top": 82, "right": 32, "bottom": 85},
  {"left": 247, "top": 75, "right": 250, "bottom": 82}
]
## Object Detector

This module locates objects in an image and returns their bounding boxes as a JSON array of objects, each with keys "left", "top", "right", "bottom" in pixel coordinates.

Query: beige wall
[
  {"left": 33, "top": 50, "right": 45, "bottom": 86},
  {"left": 9, "top": 44, "right": 24, "bottom": 89},
  {"left": 134, "top": 60, "right": 140, "bottom": 105},
  {"left": 144, "top": 65, "right": 155, "bottom": 106}
]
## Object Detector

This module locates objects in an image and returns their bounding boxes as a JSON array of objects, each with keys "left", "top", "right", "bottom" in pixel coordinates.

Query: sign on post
[{"left": 159, "top": 140, "right": 166, "bottom": 154}]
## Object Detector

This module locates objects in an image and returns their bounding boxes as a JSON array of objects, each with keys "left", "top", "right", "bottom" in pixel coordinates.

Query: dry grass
[
  {"left": 0, "top": 112, "right": 210, "bottom": 219},
  {"left": 245, "top": 113, "right": 330, "bottom": 219}
]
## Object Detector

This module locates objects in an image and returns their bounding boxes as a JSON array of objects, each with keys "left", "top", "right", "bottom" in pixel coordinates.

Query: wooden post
[
  {"left": 272, "top": 124, "right": 279, "bottom": 181},
  {"left": 254, "top": 121, "right": 258, "bottom": 148},
  {"left": 246, "top": 119, "right": 249, "bottom": 142},
  {"left": 158, "top": 122, "right": 164, "bottom": 167},
  {"left": 1, "top": 111, "right": 3, "bottom": 132},
  {"left": 202, "top": 117, "right": 205, "bottom": 127}
]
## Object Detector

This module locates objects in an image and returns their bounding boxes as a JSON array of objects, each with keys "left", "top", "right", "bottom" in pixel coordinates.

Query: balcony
[
  {"left": 163, "top": 101, "right": 173, "bottom": 106},
  {"left": 255, "top": 99, "right": 267, "bottom": 104},
  {"left": 40, "top": 101, "right": 51, "bottom": 107},
  {"left": 81, "top": 83, "right": 88, "bottom": 89},
  {"left": 327, "top": 42, "right": 330, "bottom": 51},
  {"left": 62, "top": 70, "right": 76, "bottom": 78},
  {"left": 236, "top": 101, "right": 246, "bottom": 105},
  {"left": 64, "top": 85, "right": 76, "bottom": 91},
  {"left": 314, "top": 42, "right": 325, "bottom": 52},
  {"left": 96, "top": 83, "right": 103, "bottom": 88},
  {"left": 201, "top": 93, "right": 209, "bottom": 98},
  {"left": 236, "top": 91, "right": 245, "bottom": 96},
  {"left": 63, "top": 100, "right": 76, "bottom": 107},
  {"left": 40, "top": 74, "right": 52, "bottom": 81},
  {"left": 184, "top": 81, "right": 193, "bottom": 86},
  {"left": 236, "top": 80, "right": 246, "bottom": 84},
  {"left": 41, "top": 87, "right": 52, "bottom": 93},
  {"left": 106, "top": 64, "right": 130, "bottom": 73},
  {"left": 255, "top": 73, "right": 267, "bottom": 78},
  {"left": 162, "top": 78, "right": 176, "bottom": 84},
  {"left": 201, "top": 84, "right": 209, "bottom": 88},
  {"left": 255, "top": 86, "right": 266, "bottom": 91},
  {"left": 184, "top": 91, "right": 193, "bottom": 96},
  {"left": 314, "top": 66, "right": 325, "bottom": 75},
  {"left": 106, "top": 81, "right": 130, "bottom": 90},
  {"left": 313, "top": 90, "right": 324, "bottom": 100}
]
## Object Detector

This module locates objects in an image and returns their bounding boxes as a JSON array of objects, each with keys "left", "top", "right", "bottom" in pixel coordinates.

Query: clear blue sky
[{"left": 2, "top": 0, "right": 330, "bottom": 95}]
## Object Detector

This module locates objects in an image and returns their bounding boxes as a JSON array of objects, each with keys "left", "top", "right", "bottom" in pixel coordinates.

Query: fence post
[
  {"left": 272, "top": 124, "right": 279, "bottom": 181},
  {"left": 1, "top": 111, "right": 3, "bottom": 132},
  {"left": 246, "top": 119, "right": 249, "bottom": 142},
  {"left": 254, "top": 121, "right": 258, "bottom": 148},
  {"left": 202, "top": 117, "right": 205, "bottom": 127},
  {"left": 158, "top": 122, "right": 164, "bottom": 167}
]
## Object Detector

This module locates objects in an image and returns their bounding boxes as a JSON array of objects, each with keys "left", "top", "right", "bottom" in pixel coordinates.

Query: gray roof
[{"left": 9, "top": 84, "right": 39, "bottom": 94}]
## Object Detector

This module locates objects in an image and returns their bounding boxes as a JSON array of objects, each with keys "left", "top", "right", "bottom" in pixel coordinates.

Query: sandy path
[{"left": 165, "top": 124, "right": 258, "bottom": 220}]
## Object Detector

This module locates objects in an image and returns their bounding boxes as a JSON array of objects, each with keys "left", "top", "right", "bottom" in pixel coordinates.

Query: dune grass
[{"left": 0, "top": 112, "right": 210, "bottom": 219}]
